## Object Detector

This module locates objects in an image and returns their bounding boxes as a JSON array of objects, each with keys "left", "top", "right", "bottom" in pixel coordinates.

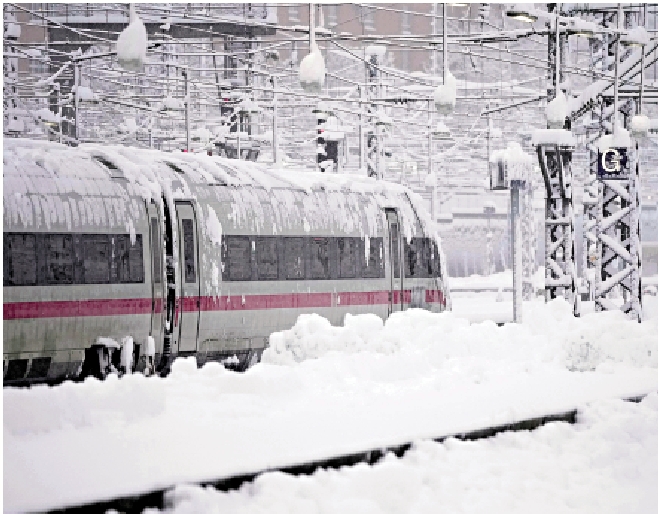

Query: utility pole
[
  {"left": 271, "top": 76, "right": 278, "bottom": 163},
  {"left": 183, "top": 68, "right": 190, "bottom": 152},
  {"left": 74, "top": 62, "right": 80, "bottom": 143}
]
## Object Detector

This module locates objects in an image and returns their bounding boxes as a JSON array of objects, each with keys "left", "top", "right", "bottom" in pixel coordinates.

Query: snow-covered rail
[{"left": 45, "top": 394, "right": 649, "bottom": 514}]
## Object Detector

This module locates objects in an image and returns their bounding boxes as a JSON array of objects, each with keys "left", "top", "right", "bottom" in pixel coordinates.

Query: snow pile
[
  {"left": 546, "top": 91, "right": 567, "bottom": 128},
  {"left": 147, "top": 394, "right": 658, "bottom": 514},
  {"left": 116, "top": 5, "right": 148, "bottom": 71},
  {"left": 597, "top": 123, "right": 632, "bottom": 151},
  {"left": 433, "top": 71, "right": 457, "bottom": 114},
  {"left": 265, "top": 299, "right": 658, "bottom": 372},
  {"left": 299, "top": 43, "right": 325, "bottom": 94}
]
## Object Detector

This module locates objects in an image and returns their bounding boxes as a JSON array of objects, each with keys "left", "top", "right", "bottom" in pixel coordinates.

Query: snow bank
[{"left": 264, "top": 298, "right": 658, "bottom": 372}]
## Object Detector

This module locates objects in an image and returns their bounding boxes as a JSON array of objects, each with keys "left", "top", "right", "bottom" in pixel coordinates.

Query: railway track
[{"left": 46, "top": 394, "right": 648, "bottom": 514}]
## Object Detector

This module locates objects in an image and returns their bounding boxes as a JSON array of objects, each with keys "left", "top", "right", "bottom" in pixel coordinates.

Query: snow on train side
[{"left": 3, "top": 140, "right": 450, "bottom": 385}]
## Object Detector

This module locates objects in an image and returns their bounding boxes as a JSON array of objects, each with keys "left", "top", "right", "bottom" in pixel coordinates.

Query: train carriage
[{"left": 3, "top": 139, "right": 450, "bottom": 385}]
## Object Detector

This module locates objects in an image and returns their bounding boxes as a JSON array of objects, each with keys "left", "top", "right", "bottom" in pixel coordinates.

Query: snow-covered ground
[
  {"left": 151, "top": 394, "right": 658, "bottom": 514},
  {"left": 4, "top": 292, "right": 658, "bottom": 513}
]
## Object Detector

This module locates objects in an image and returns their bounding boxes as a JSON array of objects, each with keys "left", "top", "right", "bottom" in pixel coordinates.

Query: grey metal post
[
  {"left": 272, "top": 76, "right": 278, "bottom": 163},
  {"left": 55, "top": 83, "right": 62, "bottom": 144},
  {"left": 443, "top": 3, "right": 447, "bottom": 82},
  {"left": 183, "top": 68, "right": 190, "bottom": 152},
  {"left": 511, "top": 181, "right": 523, "bottom": 323},
  {"left": 358, "top": 85, "right": 365, "bottom": 171},
  {"left": 74, "top": 62, "right": 80, "bottom": 143}
]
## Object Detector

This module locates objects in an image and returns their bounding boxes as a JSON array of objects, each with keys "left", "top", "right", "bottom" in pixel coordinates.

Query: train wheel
[
  {"left": 79, "top": 346, "right": 110, "bottom": 380},
  {"left": 241, "top": 349, "right": 262, "bottom": 371}
]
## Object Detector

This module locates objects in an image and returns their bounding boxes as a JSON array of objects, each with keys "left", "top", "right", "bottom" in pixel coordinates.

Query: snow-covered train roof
[{"left": 3, "top": 139, "right": 445, "bottom": 245}]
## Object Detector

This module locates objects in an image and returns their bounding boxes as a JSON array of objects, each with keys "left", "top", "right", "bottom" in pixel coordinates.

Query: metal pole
[
  {"left": 614, "top": 3, "right": 621, "bottom": 131},
  {"left": 309, "top": 3, "right": 315, "bottom": 47},
  {"left": 272, "top": 76, "right": 278, "bottom": 163},
  {"left": 511, "top": 182, "right": 522, "bottom": 323},
  {"left": 640, "top": 5, "right": 646, "bottom": 115},
  {"left": 74, "top": 63, "right": 80, "bottom": 143},
  {"left": 443, "top": 3, "right": 447, "bottom": 82},
  {"left": 358, "top": 84, "right": 364, "bottom": 171},
  {"left": 184, "top": 69, "right": 190, "bottom": 152},
  {"left": 431, "top": 3, "right": 438, "bottom": 75},
  {"left": 555, "top": 7, "right": 560, "bottom": 96},
  {"left": 56, "top": 83, "right": 62, "bottom": 144}
]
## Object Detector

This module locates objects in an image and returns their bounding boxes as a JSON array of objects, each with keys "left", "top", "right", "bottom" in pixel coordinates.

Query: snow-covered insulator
[
  {"left": 433, "top": 71, "right": 457, "bottom": 115},
  {"left": 116, "top": 5, "right": 148, "bottom": 72},
  {"left": 299, "top": 43, "right": 325, "bottom": 94},
  {"left": 312, "top": 101, "right": 331, "bottom": 121}
]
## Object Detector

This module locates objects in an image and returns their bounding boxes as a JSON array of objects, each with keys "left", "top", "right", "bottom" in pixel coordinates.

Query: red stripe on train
[{"left": 4, "top": 290, "right": 445, "bottom": 320}]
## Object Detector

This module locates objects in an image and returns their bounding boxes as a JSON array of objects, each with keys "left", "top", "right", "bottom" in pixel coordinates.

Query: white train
[{"left": 3, "top": 139, "right": 450, "bottom": 385}]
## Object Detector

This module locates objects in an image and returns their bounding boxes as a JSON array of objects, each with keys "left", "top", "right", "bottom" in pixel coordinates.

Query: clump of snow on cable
[
  {"left": 433, "top": 70, "right": 457, "bottom": 114},
  {"left": 299, "top": 42, "right": 325, "bottom": 94},
  {"left": 73, "top": 85, "right": 99, "bottom": 102},
  {"left": 238, "top": 98, "right": 260, "bottom": 113},
  {"left": 116, "top": 5, "right": 147, "bottom": 72},
  {"left": 424, "top": 172, "right": 437, "bottom": 188},
  {"left": 630, "top": 114, "right": 650, "bottom": 137},
  {"left": 191, "top": 127, "right": 213, "bottom": 143},
  {"left": 35, "top": 108, "right": 61, "bottom": 124},
  {"left": 622, "top": 26, "right": 650, "bottom": 47},
  {"left": 365, "top": 44, "right": 387, "bottom": 60},
  {"left": 159, "top": 95, "right": 184, "bottom": 111},
  {"left": 546, "top": 91, "right": 567, "bottom": 128},
  {"left": 597, "top": 122, "right": 632, "bottom": 151},
  {"left": 118, "top": 117, "right": 138, "bottom": 134},
  {"left": 431, "top": 121, "right": 451, "bottom": 138}
]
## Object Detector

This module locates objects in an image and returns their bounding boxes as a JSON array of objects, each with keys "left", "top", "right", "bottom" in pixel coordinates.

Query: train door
[
  {"left": 385, "top": 208, "right": 404, "bottom": 315},
  {"left": 147, "top": 202, "right": 164, "bottom": 345},
  {"left": 175, "top": 202, "right": 200, "bottom": 353}
]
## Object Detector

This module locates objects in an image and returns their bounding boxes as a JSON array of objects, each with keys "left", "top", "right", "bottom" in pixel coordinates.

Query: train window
[
  {"left": 112, "top": 235, "right": 144, "bottom": 284},
  {"left": 283, "top": 237, "right": 305, "bottom": 280},
  {"left": 390, "top": 223, "right": 401, "bottom": 279},
  {"left": 338, "top": 237, "right": 358, "bottom": 279},
  {"left": 309, "top": 237, "right": 330, "bottom": 280},
  {"left": 430, "top": 240, "right": 442, "bottom": 278},
  {"left": 362, "top": 237, "right": 385, "bottom": 279},
  {"left": 182, "top": 219, "right": 196, "bottom": 283},
  {"left": 45, "top": 234, "right": 74, "bottom": 284},
  {"left": 82, "top": 234, "right": 110, "bottom": 284},
  {"left": 224, "top": 235, "right": 252, "bottom": 281},
  {"left": 3, "top": 233, "right": 37, "bottom": 286},
  {"left": 256, "top": 237, "right": 278, "bottom": 280},
  {"left": 151, "top": 219, "right": 162, "bottom": 284},
  {"left": 404, "top": 237, "right": 430, "bottom": 278}
]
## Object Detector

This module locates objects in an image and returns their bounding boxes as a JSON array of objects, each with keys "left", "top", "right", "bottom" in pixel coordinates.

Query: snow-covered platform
[{"left": 4, "top": 299, "right": 658, "bottom": 513}]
